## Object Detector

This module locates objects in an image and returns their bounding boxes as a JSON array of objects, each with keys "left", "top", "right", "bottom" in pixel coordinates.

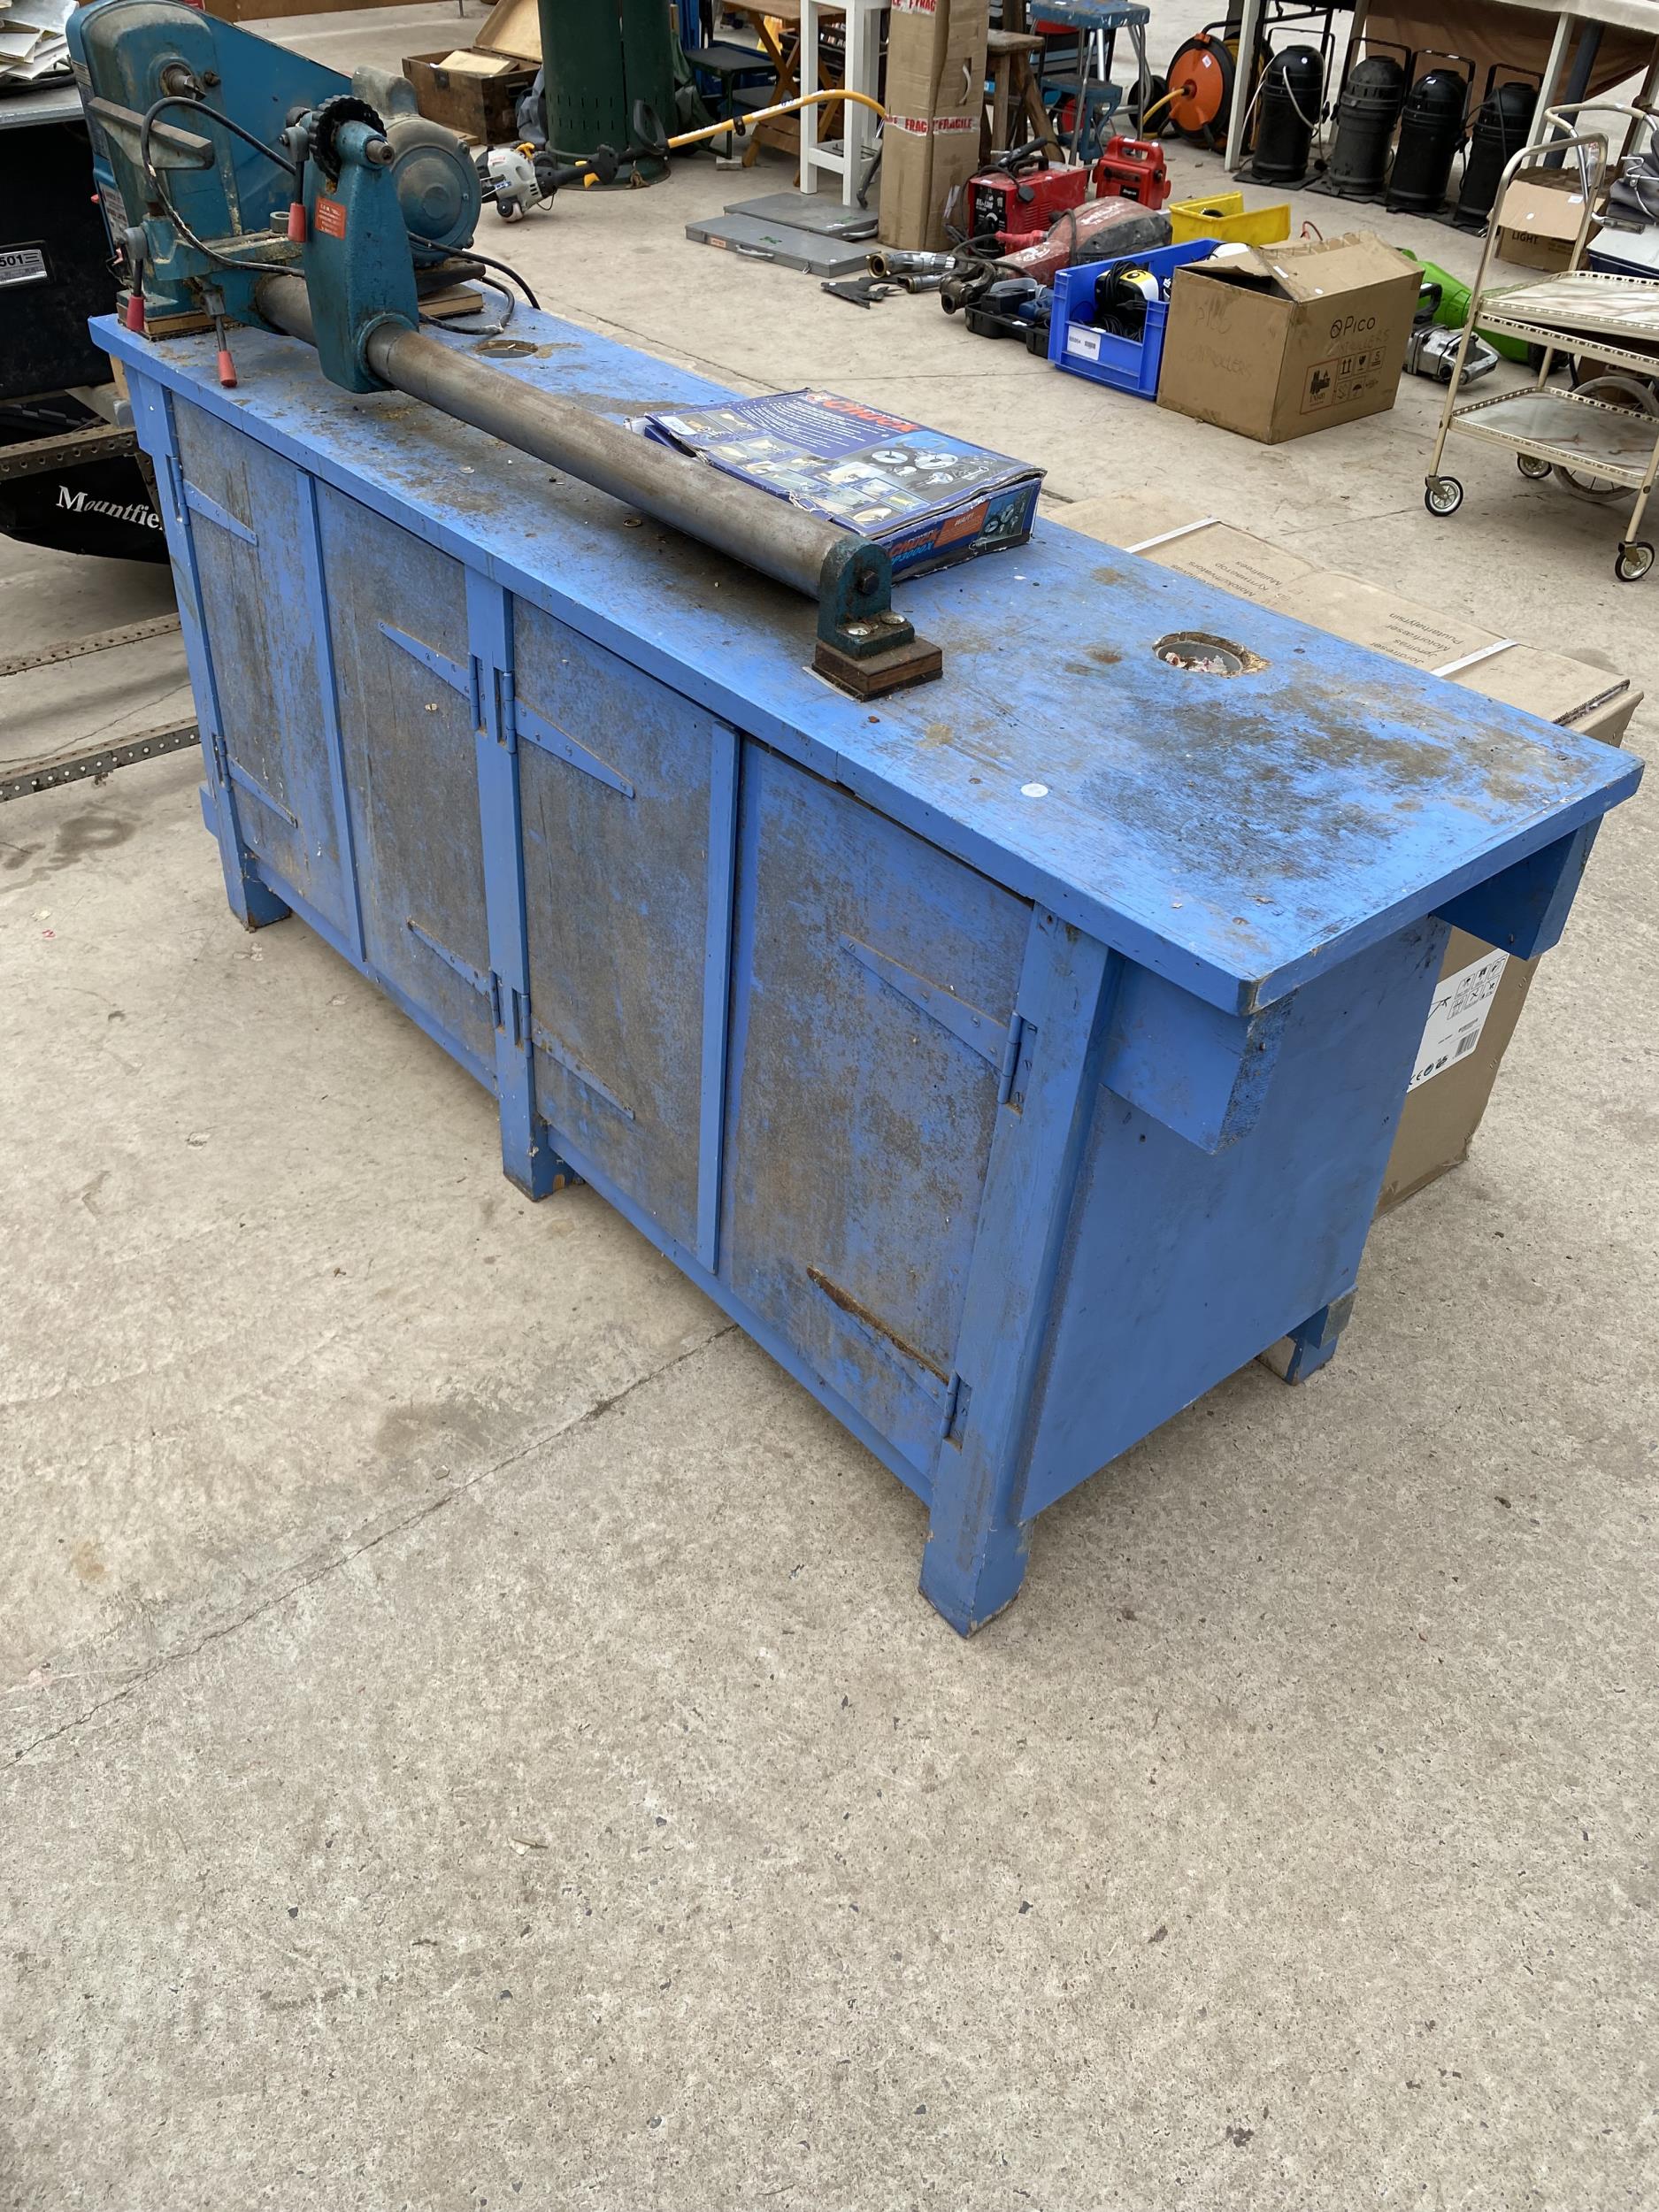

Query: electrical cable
[
  {"left": 142, "top": 95, "right": 300, "bottom": 180},
  {"left": 150, "top": 171, "right": 280, "bottom": 273},
  {"left": 141, "top": 95, "right": 296, "bottom": 274},
  {"left": 420, "top": 273, "right": 517, "bottom": 334},
  {"left": 451, "top": 246, "right": 540, "bottom": 310}
]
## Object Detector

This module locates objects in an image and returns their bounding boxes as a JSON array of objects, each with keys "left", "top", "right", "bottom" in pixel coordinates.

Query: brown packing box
[
  {"left": 1494, "top": 165, "right": 1596, "bottom": 273},
  {"left": 1054, "top": 489, "right": 1640, "bottom": 1211},
  {"left": 879, "top": 117, "right": 983, "bottom": 250},
  {"left": 1156, "top": 233, "right": 1420, "bottom": 444},
  {"left": 405, "top": 0, "right": 539, "bottom": 144},
  {"left": 879, "top": 0, "right": 988, "bottom": 250},
  {"left": 885, "top": 0, "right": 988, "bottom": 117}
]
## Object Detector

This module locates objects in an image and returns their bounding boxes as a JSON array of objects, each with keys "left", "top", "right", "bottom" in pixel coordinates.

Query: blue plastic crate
[{"left": 1048, "top": 236, "right": 1220, "bottom": 398}]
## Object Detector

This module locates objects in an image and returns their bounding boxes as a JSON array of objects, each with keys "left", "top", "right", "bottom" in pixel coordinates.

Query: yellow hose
[
  {"left": 1136, "top": 81, "right": 1191, "bottom": 131},
  {"left": 664, "top": 88, "right": 887, "bottom": 153}
]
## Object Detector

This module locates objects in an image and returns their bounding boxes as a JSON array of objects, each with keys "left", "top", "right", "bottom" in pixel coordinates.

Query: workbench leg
[
  {"left": 134, "top": 377, "right": 288, "bottom": 933},
  {"left": 212, "top": 821, "right": 289, "bottom": 932},
  {"left": 506, "top": 1139, "right": 580, "bottom": 1201},
  {"left": 921, "top": 1507, "right": 1033, "bottom": 1638},
  {"left": 919, "top": 916, "right": 1116, "bottom": 1635},
  {"left": 1261, "top": 1289, "right": 1356, "bottom": 1385}
]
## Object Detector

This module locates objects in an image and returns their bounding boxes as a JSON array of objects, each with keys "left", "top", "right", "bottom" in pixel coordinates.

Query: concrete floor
[{"left": 3, "top": 8, "right": 1657, "bottom": 2206}]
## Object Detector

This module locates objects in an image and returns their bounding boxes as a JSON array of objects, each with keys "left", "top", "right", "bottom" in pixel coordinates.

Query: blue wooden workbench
[{"left": 99, "top": 305, "right": 1640, "bottom": 1633}]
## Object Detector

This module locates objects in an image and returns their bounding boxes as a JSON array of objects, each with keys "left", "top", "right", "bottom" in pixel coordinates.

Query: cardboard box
[
  {"left": 884, "top": 0, "right": 988, "bottom": 114},
  {"left": 1054, "top": 489, "right": 1640, "bottom": 1210},
  {"left": 1495, "top": 166, "right": 1595, "bottom": 273},
  {"left": 879, "top": 0, "right": 988, "bottom": 251},
  {"left": 1156, "top": 233, "right": 1420, "bottom": 444},
  {"left": 404, "top": 0, "right": 539, "bottom": 144},
  {"left": 1379, "top": 928, "right": 1532, "bottom": 1210}
]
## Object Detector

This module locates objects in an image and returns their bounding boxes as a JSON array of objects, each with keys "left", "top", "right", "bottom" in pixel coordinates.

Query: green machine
[
  {"left": 539, "top": 0, "right": 674, "bottom": 181},
  {"left": 1401, "top": 250, "right": 1532, "bottom": 365}
]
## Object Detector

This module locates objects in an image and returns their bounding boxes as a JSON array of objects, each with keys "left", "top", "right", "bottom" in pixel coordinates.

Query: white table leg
[
  {"left": 801, "top": 0, "right": 823, "bottom": 195},
  {"left": 1538, "top": 12, "right": 1571, "bottom": 123},
  {"left": 842, "top": 1, "right": 876, "bottom": 205}
]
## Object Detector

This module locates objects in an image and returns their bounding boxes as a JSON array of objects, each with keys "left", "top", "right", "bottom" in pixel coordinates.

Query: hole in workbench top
[{"left": 1153, "top": 632, "right": 1267, "bottom": 677}]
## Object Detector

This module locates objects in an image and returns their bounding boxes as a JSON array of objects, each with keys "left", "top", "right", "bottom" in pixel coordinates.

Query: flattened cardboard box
[
  {"left": 1056, "top": 488, "right": 1640, "bottom": 1212},
  {"left": 1156, "top": 233, "right": 1420, "bottom": 444}
]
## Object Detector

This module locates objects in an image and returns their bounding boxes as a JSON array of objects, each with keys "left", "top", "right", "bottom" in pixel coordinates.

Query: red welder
[
  {"left": 964, "top": 142, "right": 1090, "bottom": 250},
  {"left": 1092, "top": 134, "right": 1171, "bottom": 211}
]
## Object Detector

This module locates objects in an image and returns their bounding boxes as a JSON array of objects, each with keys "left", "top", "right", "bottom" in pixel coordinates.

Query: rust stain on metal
[{"left": 806, "top": 1266, "right": 951, "bottom": 1384}]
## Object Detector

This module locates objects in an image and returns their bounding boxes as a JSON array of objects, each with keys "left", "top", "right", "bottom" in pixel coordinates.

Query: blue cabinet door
[
  {"left": 313, "top": 483, "right": 496, "bottom": 1078},
  {"left": 170, "top": 406, "right": 347, "bottom": 934},
  {"left": 721, "top": 748, "right": 1035, "bottom": 1484},
  {"left": 513, "top": 602, "right": 726, "bottom": 1256}
]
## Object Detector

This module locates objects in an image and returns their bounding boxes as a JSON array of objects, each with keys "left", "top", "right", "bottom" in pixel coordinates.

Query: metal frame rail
[
  {"left": 0, "top": 422, "right": 138, "bottom": 480},
  {"left": 0, "top": 415, "right": 196, "bottom": 802},
  {"left": 0, "top": 614, "right": 193, "bottom": 805}
]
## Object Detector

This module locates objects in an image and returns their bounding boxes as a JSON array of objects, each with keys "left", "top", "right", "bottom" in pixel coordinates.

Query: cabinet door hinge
[
  {"left": 940, "top": 1373, "right": 972, "bottom": 1448},
  {"left": 999, "top": 1013, "right": 1038, "bottom": 1111}
]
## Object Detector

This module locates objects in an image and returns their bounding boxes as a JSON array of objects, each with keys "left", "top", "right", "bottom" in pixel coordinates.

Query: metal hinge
[
  {"left": 998, "top": 1013, "right": 1038, "bottom": 1111},
  {"left": 940, "top": 1373, "right": 972, "bottom": 1448},
  {"left": 469, "top": 659, "right": 517, "bottom": 750},
  {"left": 492, "top": 975, "right": 528, "bottom": 1048}
]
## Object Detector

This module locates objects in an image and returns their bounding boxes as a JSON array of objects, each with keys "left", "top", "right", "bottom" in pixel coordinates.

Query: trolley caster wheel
[
  {"left": 1424, "top": 475, "right": 1463, "bottom": 516},
  {"left": 1615, "top": 540, "right": 1655, "bottom": 583},
  {"left": 1517, "top": 453, "right": 1552, "bottom": 480}
]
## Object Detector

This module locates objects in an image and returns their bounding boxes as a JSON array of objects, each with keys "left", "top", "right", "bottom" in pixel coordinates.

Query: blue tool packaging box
[{"left": 637, "top": 389, "right": 1042, "bottom": 578}]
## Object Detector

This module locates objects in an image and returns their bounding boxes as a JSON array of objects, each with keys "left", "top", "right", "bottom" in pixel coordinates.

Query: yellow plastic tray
[{"left": 1168, "top": 190, "right": 1290, "bottom": 247}]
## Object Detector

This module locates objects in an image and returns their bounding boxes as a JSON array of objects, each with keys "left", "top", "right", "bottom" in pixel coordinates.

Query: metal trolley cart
[{"left": 1425, "top": 99, "right": 1659, "bottom": 583}]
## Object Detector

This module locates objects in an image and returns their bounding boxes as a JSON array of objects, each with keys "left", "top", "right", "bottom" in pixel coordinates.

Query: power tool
[
  {"left": 64, "top": 0, "right": 939, "bottom": 695},
  {"left": 964, "top": 142, "right": 1091, "bottom": 250},
  {"left": 1091, "top": 135, "right": 1171, "bottom": 211},
  {"left": 962, "top": 277, "right": 1051, "bottom": 352},
  {"left": 479, "top": 141, "right": 620, "bottom": 222},
  {"left": 1404, "top": 320, "right": 1501, "bottom": 385}
]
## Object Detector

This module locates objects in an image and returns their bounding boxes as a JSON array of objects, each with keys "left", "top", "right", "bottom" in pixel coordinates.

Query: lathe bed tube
[{"left": 257, "top": 272, "right": 846, "bottom": 602}]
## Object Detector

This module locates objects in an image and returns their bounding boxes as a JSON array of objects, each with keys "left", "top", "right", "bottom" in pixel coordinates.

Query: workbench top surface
[{"left": 103, "top": 308, "right": 1640, "bottom": 1016}]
